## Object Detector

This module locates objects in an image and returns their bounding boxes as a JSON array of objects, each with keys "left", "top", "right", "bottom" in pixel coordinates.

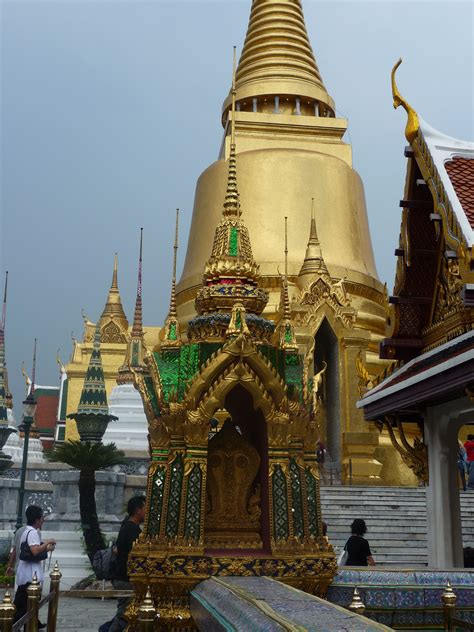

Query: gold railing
[
  {"left": 442, "top": 581, "right": 474, "bottom": 631},
  {"left": 0, "top": 563, "right": 61, "bottom": 632}
]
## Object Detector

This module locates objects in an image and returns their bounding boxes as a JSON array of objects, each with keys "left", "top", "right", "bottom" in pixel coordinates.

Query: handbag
[
  {"left": 337, "top": 545, "right": 348, "bottom": 567},
  {"left": 19, "top": 528, "right": 48, "bottom": 562}
]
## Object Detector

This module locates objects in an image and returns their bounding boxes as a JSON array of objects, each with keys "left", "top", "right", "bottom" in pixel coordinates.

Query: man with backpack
[{"left": 108, "top": 496, "right": 146, "bottom": 632}]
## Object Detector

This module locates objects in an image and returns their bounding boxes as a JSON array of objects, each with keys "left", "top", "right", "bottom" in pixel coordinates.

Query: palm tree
[{"left": 46, "top": 441, "right": 126, "bottom": 561}]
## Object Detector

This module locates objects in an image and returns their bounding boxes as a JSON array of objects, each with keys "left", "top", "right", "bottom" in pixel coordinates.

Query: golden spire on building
[
  {"left": 298, "top": 197, "right": 328, "bottom": 285},
  {"left": 195, "top": 47, "right": 268, "bottom": 317},
  {"left": 162, "top": 210, "right": 182, "bottom": 348},
  {"left": 99, "top": 253, "right": 129, "bottom": 337},
  {"left": 222, "top": 0, "right": 335, "bottom": 118},
  {"left": 277, "top": 217, "right": 298, "bottom": 350},
  {"left": 119, "top": 229, "right": 147, "bottom": 381}
]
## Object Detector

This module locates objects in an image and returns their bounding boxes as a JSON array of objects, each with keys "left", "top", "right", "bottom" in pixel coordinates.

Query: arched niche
[
  {"left": 314, "top": 318, "right": 341, "bottom": 464},
  {"left": 204, "top": 384, "right": 269, "bottom": 553}
]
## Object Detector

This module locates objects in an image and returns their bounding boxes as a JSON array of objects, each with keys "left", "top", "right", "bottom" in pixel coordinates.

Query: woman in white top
[{"left": 13, "top": 505, "right": 56, "bottom": 628}]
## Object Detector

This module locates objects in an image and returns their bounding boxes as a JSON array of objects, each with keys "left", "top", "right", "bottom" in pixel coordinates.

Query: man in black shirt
[{"left": 109, "top": 496, "right": 146, "bottom": 632}]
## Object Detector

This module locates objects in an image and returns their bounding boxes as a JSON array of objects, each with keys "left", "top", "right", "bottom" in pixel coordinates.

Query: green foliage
[{"left": 45, "top": 440, "right": 126, "bottom": 471}]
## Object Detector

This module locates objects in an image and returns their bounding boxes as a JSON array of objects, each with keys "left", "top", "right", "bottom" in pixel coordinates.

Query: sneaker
[{"left": 38, "top": 624, "right": 47, "bottom": 630}]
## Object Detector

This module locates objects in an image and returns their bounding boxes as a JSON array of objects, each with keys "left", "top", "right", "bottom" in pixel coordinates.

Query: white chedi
[
  {"left": 103, "top": 383, "right": 148, "bottom": 452},
  {"left": 4, "top": 408, "right": 45, "bottom": 464}
]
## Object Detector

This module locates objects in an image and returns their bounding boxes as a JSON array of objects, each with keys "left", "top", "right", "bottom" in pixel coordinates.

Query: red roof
[
  {"left": 445, "top": 157, "right": 474, "bottom": 228},
  {"left": 34, "top": 389, "right": 59, "bottom": 431}
]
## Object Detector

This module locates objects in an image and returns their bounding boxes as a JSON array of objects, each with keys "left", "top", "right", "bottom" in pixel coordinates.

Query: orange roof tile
[{"left": 445, "top": 157, "right": 474, "bottom": 229}]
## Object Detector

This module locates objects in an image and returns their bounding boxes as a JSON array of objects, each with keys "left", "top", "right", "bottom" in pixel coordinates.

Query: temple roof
[
  {"left": 419, "top": 118, "right": 474, "bottom": 246},
  {"left": 99, "top": 254, "right": 129, "bottom": 334},
  {"left": 75, "top": 325, "right": 110, "bottom": 417}
]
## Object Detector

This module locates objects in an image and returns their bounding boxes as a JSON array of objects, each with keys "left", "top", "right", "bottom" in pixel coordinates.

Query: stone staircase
[{"left": 320, "top": 486, "right": 474, "bottom": 567}]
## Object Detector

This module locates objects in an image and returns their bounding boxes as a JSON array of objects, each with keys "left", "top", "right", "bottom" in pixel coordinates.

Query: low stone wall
[
  {"left": 327, "top": 568, "right": 474, "bottom": 629},
  {"left": 191, "top": 576, "right": 392, "bottom": 631}
]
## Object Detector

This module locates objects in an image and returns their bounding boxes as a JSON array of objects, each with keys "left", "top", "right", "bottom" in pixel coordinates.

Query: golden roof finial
[
  {"left": 391, "top": 58, "right": 420, "bottom": 143},
  {"left": 277, "top": 216, "right": 297, "bottom": 351},
  {"left": 162, "top": 210, "right": 182, "bottom": 348},
  {"left": 131, "top": 228, "right": 144, "bottom": 337},
  {"left": 223, "top": 47, "right": 239, "bottom": 218},
  {"left": 299, "top": 197, "right": 328, "bottom": 281},
  {"left": 194, "top": 48, "right": 267, "bottom": 318},
  {"left": 99, "top": 253, "right": 129, "bottom": 333}
]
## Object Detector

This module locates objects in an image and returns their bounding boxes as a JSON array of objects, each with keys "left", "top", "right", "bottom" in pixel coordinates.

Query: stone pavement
[
  {"left": 56, "top": 597, "right": 117, "bottom": 631},
  {"left": 0, "top": 593, "right": 117, "bottom": 632}
]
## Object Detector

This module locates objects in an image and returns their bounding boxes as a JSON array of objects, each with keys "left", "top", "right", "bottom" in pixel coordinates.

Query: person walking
[
  {"left": 6, "top": 523, "right": 27, "bottom": 589},
  {"left": 109, "top": 496, "right": 146, "bottom": 632},
  {"left": 343, "top": 519, "right": 375, "bottom": 567},
  {"left": 13, "top": 505, "right": 56, "bottom": 628},
  {"left": 464, "top": 435, "right": 474, "bottom": 489}
]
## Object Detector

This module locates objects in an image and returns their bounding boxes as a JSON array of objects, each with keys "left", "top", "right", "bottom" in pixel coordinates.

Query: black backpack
[{"left": 92, "top": 544, "right": 116, "bottom": 581}]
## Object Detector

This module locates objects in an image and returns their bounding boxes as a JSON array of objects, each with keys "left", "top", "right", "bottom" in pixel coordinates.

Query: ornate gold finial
[
  {"left": 223, "top": 47, "right": 239, "bottom": 218},
  {"left": 348, "top": 586, "right": 366, "bottom": 615},
  {"left": 162, "top": 210, "right": 182, "bottom": 348},
  {"left": 0, "top": 589, "right": 16, "bottom": 620},
  {"left": 391, "top": 58, "right": 420, "bottom": 143},
  {"left": 442, "top": 580, "right": 457, "bottom": 607},
  {"left": 56, "top": 349, "right": 66, "bottom": 375},
  {"left": 299, "top": 198, "right": 328, "bottom": 282},
  {"left": 119, "top": 229, "right": 147, "bottom": 381},
  {"left": 99, "top": 253, "right": 129, "bottom": 337},
  {"left": 193, "top": 48, "right": 268, "bottom": 320},
  {"left": 277, "top": 217, "right": 297, "bottom": 351}
]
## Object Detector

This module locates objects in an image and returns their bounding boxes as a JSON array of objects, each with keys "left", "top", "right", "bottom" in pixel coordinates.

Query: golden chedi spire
[
  {"left": 99, "top": 254, "right": 129, "bottom": 339},
  {"left": 298, "top": 197, "right": 328, "bottom": 286},
  {"left": 195, "top": 48, "right": 268, "bottom": 317},
  {"left": 222, "top": 0, "right": 335, "bottom": 118},
  {"left": 162, "top": 210, "right": 183, "bottom": 348}
]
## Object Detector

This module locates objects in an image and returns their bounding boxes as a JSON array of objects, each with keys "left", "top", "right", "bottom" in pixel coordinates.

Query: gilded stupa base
[{"left": 127, "top": 542, "right": 337, "bottom": 630}]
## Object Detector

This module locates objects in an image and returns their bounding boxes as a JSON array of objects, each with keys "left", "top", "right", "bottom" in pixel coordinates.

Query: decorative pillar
[{"left": 425, "top": 402, "right": 464, "bottom": 568}]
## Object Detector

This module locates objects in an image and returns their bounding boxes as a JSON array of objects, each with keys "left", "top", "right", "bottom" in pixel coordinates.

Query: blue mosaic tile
[
  {"left": 365, "top": 589, "right": 395, "bottom": 608},
  {"left": 455, "top": 589, "right": 474, "bottom": 606},
  {"left": 326, "top": 586, "right": 353, "bottom": 606},
  {"left": 367, "top": 611, "right": 393, "bottom": 627},
  {"left": 423, "top": 610, "right": 444, "bottom": 626},
  {"left": 423, "top": 587, "right": 445, "bottom": 606},
  {"left": 395, "top": 588, "right": 425, "bottom": 608},
  {"left": 393, "top": 609, "right": 425, "bottom": 626}
]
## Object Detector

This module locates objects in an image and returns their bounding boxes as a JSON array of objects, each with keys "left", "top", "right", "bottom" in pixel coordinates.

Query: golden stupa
[{"left": 177, "top": 0, "right": 408, "bottom": 483}]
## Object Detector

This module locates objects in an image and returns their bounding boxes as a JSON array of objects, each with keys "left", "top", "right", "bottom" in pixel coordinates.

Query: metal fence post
[
  {"left": 442, "top": 581, "right": 457, "bottom": 632},
  {"left": 137, "top": 588, "right": 156, "bottom": 632},
  {"left": 0, "top": 590, "right": 16, "bottom": 632},
  {"left": 26, "top": 572, "right": 41, "bottom": 632},
  {"left": 348, "top": 586, "right": 365, "bottom": 615},
  {"left": 47, "top": 562, "right": 62, "bottom": 632}
]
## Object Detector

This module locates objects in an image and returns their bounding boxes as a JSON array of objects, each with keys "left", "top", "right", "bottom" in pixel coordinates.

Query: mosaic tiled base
[
  {"left": 191, "top": 576, "right": 392, "bottom": 631},
  {"left": 327, "top": 569, "right": 474, "bottom": 629}
]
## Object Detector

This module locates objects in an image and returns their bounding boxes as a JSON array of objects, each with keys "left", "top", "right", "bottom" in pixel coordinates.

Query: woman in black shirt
[{"left": 344, "top": 519, "right": 375, "bottom": 566}]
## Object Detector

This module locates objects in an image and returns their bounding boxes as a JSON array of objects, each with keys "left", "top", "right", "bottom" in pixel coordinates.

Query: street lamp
[{"left": 15, "top": 391, "right": 37, "bottom": 530}]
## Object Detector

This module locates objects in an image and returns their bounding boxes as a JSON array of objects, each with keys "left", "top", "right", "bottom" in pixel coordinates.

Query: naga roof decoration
[
  {"left": 380, "top": 60, "right": 474, "bottom": 361},
  {"left": 99, "top": 254, "right": 129, "bottom": 342}
]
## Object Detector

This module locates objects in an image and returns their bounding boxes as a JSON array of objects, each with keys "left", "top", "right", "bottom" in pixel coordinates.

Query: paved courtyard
[{"left": 56, "top": 597, "right": 117, "bottom": 631}]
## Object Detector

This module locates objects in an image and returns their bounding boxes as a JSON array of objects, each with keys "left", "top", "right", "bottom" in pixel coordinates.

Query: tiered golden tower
[{"left": 177, "top": 0, "right": 403, "bottom": 482}]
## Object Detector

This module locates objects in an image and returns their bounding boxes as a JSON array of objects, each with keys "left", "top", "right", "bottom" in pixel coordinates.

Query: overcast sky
[{"left": 1, "top": 0, "right": 472, "bottom": 417}]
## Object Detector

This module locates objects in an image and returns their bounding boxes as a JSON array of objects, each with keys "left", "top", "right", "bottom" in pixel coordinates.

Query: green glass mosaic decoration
[
  {"left": 168, "top": 322, "right": 177, "bottom": 340},
  {"left": 131, "top": 341, "right": 139, "bottom": 367},
  {"left": 235, "top": 310, "right": 242, "bottom": 330},
  {"left": 184, "top": 465, "right": 202, "bottom": 541},
  {"left": 144, "top": 376, "right": 160, "bottom": 416},
  {"left": 272, "top": 466, "right": 289, "bottom": 540},
  {"left": 147, "top": 465, "right": 166, "bottom": 537},
  {"left": 284, "top": 324, "right": 293, "bottom": 343},
  {"left": 305, "top": 468, "right": 319, "bottom": 537},
  {"left": 165, "top": 454, "right": 184, "bottom": 538},
  {"left": 290, "top": 458, "right": 304, "bottom": 538},
  {"left": 228, "top": 226, "right": 238, "bottom": 256}
]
